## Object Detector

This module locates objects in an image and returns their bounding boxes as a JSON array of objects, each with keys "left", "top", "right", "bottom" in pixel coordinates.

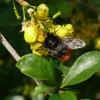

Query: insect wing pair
[
  {"left": 44, "top": 34, "right": 86, "bottom": 62},
  {"left": 62, "top": 37, "right": 86, "bottom": 50}
]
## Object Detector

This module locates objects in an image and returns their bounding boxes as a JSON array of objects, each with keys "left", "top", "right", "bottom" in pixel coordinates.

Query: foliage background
[{"left": 0, "top": 0, "right": 100, "bottom": 100}]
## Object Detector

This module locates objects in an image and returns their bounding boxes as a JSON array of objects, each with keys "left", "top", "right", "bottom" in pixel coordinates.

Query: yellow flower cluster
[
  {"left": 54, "top": 24, "right": 73, "bottom": 38},
  {"left": 22, "top": 21, "right": 47, "bottom": 56},
  {"left": 21, "top": 4, "right": 74, "bottom": 56},
  {"left": 37, "top": 4, "right": 49, "bottom": 20}
]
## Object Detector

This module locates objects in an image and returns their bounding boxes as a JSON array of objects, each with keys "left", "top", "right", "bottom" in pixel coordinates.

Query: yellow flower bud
[
  {"left": 56, "top": 28, "right": 68, "bottom": 38},
  {"left": 43, "top": 19, "right": 53, "bottom": 29},
  {"left": 55, "top": 25, "right": 62, "bottom": 32},
  {"left": 49, "top": 24, "right": 56, "bottom": 33},
  {"left": 35, "top": 49, "right": 48, "bottom": 56},
  {"left": 37, "top": 4, "right": 49, "bottom": 20},
  {"left": 30, "top": 43, "right": 48, "bottom": 56},
  {"left": 65, "top": 24, "right": 74, "bottom": 34},
  {"left": 24, "top": 25, "right": 37, "bottom": 43},
  {"left": 37, "top": 31, "right": 45, "bottom": 42},
  {"left": 30, "top": 43, "right": 42, "bottom": 51}
]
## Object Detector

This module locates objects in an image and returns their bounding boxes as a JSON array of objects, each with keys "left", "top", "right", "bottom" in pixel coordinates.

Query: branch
[{"left": 0, "top": 32, "right": 20, "bottom": 61}]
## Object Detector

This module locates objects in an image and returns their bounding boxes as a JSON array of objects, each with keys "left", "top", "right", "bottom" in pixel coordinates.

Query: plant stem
[{"left": 0, "top": 32, "right": 20, "bottom": 61}]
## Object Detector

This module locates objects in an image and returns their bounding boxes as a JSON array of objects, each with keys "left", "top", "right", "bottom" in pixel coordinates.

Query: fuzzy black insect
[{"left": 44, "top": 33, "right": 86, "bottom": 62}]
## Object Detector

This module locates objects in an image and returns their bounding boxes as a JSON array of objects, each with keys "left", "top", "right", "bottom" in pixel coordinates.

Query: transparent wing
[{"left": 63, "top": 37, "right": 86, "bottom": 49}]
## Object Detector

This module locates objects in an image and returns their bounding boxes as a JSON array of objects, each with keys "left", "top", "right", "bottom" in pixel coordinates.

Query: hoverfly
[{"left": 44, "top": 33, "right": 86, "bottom": 62}]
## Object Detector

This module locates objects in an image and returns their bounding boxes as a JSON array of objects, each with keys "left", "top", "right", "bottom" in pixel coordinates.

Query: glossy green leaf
[
  {"left": 49, "top": 91, "right": 77, "bottom": 100},
  {"left": 32, "top": 84, "right": 55, "bottom": 96},
  {"left": 58, "top": 63, "right": 70, "bottom": 75},
  {"left": 16, "top": 54, "right": 55, "bottom": 81},
  {"left": 61, "top": 51, "right": 100, "bottom": 88},
  {"left": 49, "top": 94, "right": 61, "bottom": 100}
]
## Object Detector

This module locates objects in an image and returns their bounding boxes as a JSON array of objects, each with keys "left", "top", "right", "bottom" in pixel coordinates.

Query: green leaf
[
  {"left": 16, "top": 54, "right": 55, "bottom": 81},
  {"left": 49, "top": 94, "right": 61, "bottom": 100},
  {"left": 61, "top": 51, "right": 100, "bottom": 88},
  {"left": 58, "top": 63, "right": 70, "bottom": 75},
  {"left": 49, "top": 91, "right": 77, "bottom": 100},
  {"left": 32, "top": 84, "right": 55, "bottom": 96}
]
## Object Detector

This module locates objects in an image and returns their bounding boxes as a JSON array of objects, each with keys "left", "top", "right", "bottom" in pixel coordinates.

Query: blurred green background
[{"left": 0, "top": 0, "right": 100, "bottom": 100}]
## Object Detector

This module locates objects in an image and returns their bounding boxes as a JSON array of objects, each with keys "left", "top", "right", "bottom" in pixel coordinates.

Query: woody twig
[{"left": 0, "top": 32, "right": 20, "bottom": 61}]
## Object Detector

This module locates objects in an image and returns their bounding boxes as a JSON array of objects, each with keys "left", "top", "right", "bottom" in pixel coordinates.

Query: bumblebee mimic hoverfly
[{"left": 44, "top": 33, "right": 86, "bottom": 62}]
